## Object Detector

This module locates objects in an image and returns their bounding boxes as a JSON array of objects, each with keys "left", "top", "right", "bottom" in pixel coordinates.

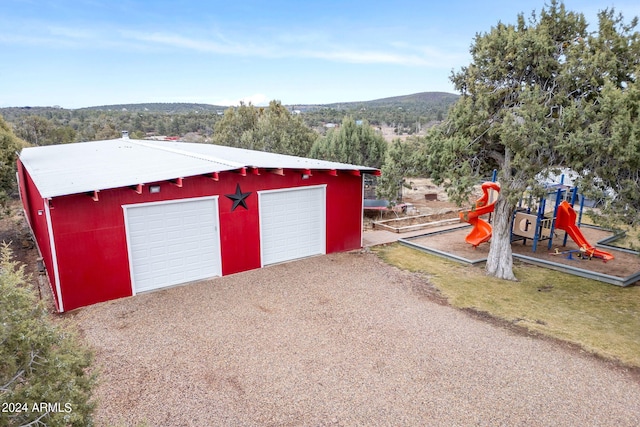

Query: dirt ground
[
  {"left": 400, "top": 177, "right": 465, "bottom": 212},
  {"left": 379, "top": 125, "right": 426, "bottom": 142},
  {"left": 364, "top": 178, "right": 466, "bottom": 229},
  {"left": 70, "top": 252, "right": 640, "bottom": 426},
  {"left": 409, "top": 224, "right": 640, "bottom": 280}
]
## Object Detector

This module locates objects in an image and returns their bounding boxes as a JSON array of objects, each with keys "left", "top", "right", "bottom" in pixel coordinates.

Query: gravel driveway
[{"left": 71, "top": 251, "right": 640, "bottom": 426}]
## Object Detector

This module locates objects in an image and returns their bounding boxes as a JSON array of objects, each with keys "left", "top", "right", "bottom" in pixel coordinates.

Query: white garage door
[
  {"left": 259, "top": 186, "right": 326, "bottom": 266},
  {"left": 124, "top": 197, "right": 221, "bottom": 293}
]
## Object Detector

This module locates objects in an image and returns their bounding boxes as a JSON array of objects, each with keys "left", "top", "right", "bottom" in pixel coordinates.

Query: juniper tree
[
  {"left": 0, "top": 244, "right": 95, "bottom": 427},
  {"left": 376, "top": 137, "right": 422, "bottom": 203},
  {"left": 560, "top": 10, "right": 640, "bottom": 228},
  {"left": 0, "top": 115, "right": 27, "bottom": 212},
  {"left": 212, "top": 100, "right": 317, "bottom": 157},
  {"left": 424, "top": 1, "right": 639, "bottom": 279}
]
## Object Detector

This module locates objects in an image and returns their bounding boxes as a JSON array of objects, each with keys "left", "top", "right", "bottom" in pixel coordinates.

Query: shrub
[{"left": 0, "top": 243, "right": 95, "bottom": 426}]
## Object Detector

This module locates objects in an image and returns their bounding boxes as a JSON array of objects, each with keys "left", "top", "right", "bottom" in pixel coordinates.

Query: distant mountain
[
  {"left": 79, "top": 92, "right": 459, "bottom": 112},
  {"left": 80, "top": 103, "right": 228, "bottom": 113},
  {"left": 313, "top": 92, "right": 459, "bottom": 110},
  {"left": 1, "top": 92, "right": 459, "bottom": 114}
]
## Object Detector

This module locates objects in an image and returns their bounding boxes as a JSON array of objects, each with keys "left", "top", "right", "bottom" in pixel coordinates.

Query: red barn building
[{"left": 17, "top": 136, "right": 379, "bottom": 312}]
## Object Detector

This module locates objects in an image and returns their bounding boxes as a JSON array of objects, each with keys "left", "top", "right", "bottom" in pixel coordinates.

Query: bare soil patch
[{"left": 364, "top": 178, "right": 466, "bottom": 230}]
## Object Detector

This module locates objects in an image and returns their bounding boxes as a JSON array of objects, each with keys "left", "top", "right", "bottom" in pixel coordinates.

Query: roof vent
[{"left": 122, "top": 131, "right": 129, "bottom": 139}]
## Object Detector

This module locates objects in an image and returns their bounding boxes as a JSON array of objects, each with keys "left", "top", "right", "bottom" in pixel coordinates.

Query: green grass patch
[
  {"left": 373, "top": 243, "right": 640, "bottom": 367},
  {"left": 607, "top": 228, "right": 640, "bottom": 251}
]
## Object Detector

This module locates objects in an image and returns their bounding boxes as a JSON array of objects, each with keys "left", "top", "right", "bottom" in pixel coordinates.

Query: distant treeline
[
  {"left": 0, "top": 107, "right": 221, "bottom": 145},
  {"left": 0, "top": 92, "right": 458, "bottom": 146}
]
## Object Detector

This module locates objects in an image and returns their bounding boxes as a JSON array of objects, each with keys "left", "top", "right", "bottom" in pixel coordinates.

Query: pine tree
[{"left": 310, "top": 116, "right": 387, "bottom": 168}]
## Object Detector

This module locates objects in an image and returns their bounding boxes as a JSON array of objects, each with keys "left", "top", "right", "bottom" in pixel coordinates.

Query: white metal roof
[{"left": 19, "top": 137, "right": 379, "bottom": 198}]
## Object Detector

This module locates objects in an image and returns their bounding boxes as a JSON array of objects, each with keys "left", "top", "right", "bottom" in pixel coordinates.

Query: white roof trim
[{"left": 19, "top": 137, "right": 378, "bottom": 198}]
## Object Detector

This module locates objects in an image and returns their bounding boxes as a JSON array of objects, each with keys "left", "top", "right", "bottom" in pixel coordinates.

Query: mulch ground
[{"left": 408, "top": 225, "right": 640, "bottom": 280}]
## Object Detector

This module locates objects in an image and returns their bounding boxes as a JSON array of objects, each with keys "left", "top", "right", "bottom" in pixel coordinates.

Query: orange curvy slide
[
  {"left": 459, "top": 181, "right": 501, "bottom": 247},
  {"left": 554, "top": 201, "right": 614, "bottom": 262}
]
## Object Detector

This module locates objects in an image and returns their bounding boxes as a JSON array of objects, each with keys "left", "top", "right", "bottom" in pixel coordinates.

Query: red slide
[
  {"left": 459, "top": 181, "right": 501, "bottom": 247},
  {"left": 554, "top": 201, "right": 614, "bottom": 262}
]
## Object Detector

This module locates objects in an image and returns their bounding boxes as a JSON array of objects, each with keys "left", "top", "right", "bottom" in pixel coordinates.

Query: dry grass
[
  {"left": 373, "top": 244, "right": 640, "bottom": 367},
  {"left": 580, "top": 210, "right": 640, "bottom": 250},
  {"left": 609, "top": 228, "right": 640, "bottom": 251}
]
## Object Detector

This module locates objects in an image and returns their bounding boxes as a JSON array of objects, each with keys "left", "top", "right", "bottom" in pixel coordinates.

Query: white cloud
[
  {"left": 123, "top": 29, "right": 458, "bottom": 67},
  {"left": 1, "top": 17, "right": 460, "bottom": 69},
  {"left": 304, "top": 49, "right": 431, "bottom": 66},
  {"left": 121, "top": 31, "right": 249, "bottom": 55}
]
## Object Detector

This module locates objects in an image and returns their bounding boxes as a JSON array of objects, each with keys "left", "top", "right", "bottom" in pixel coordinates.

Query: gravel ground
[{"left": 70, "top": 251, "right": 640, "bottom": 426}]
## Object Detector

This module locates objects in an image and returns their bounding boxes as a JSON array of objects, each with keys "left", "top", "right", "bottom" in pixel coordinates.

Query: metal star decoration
[{"left": 225, "top": 183, "right": 252, "bottom": 211}]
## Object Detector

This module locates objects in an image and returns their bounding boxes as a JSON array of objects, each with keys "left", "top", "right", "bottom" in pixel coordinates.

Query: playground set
[
  {"left": 458, "top": 179, "right": 614, "bottom": 262},
  {"left": 460, "top": 180, "right": 614, "bottom": 262},
  {"left": 398, "top": 173, "right": 640, "bottom": 286}
]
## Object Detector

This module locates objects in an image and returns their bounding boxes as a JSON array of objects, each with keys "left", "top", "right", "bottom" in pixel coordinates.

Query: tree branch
[
  {"left": 1, "top": 369, "right": 25, "bottom": 391},
  {"left": 487, "top": 149, "right": 505, "bottom": 164},
  {"left": 17, "top": 410, "right": 50, "bottom": 427}
]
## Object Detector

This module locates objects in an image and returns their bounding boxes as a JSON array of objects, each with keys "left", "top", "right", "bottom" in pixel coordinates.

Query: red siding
[
  {"left": 19, "top": 165, "right": 364, "bottom": 312},
  {"left": 326, "top": 174, "right": 363, "bottom": 252},
  {"left": 17, "top": 163, "right": 61, "bottom": 311}
]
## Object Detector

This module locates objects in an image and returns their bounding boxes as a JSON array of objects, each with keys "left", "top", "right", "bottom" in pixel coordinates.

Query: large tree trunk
[{"left": 486, "top": 195, "right": 517, "bottom": 280}]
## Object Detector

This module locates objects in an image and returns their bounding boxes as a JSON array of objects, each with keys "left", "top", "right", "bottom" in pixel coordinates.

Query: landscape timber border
[{"left": 399, "top": 225, "right": 640, "bottom": 287}]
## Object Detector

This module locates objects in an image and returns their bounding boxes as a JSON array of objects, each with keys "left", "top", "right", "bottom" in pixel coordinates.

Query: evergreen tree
[
  {"left": 0, "top": 244, "right": 95, "bottom": 427},
  {"left": 0, "top": 116, "right": 27, "bottom": 211},
  {"left": 310, "top": 116, "right": 387, "bottom": 168},
  {"left": 560, "top": 10, "right": 640, "bottom": 228},
  {"left": 211, "top": 101, "right": 316, "bottom": 156},
  {"left": 423, "top": 1, "right": 640, "bottom": 279},
  {"left": 253, "top": 101, "right": 317, "bottom": 157},
  {"left": 376, "top": 137, "right": 421, "bottom": 203}
]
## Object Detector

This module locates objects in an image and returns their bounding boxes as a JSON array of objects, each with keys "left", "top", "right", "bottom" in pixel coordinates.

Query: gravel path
[{"left": 71, "top": 252, "right": 640, "bottom": 426}]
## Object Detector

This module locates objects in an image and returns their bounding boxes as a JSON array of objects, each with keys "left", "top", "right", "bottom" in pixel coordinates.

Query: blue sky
[{"left": 1, "top": 0, "right": 639, "bottom": 108}]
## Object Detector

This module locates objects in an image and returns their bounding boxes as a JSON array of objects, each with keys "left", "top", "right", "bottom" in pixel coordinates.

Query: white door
[
  {"left": 124, "top": 197, "right": 221, "bottom": 293},
  {"left": 259, "top": 186, "right": 326, "bottom": 266}
]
